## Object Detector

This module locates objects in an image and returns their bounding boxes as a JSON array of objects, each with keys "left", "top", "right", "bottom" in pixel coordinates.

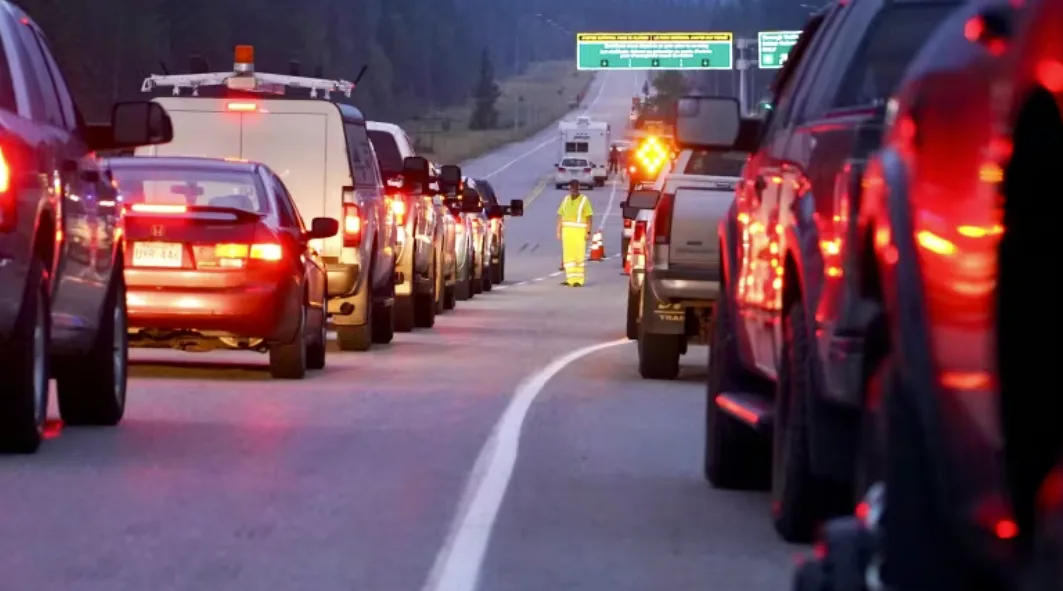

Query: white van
[
  {"left": 136, "top": 67, "right": 399, "bottom": 352},
  {"left": 558, "top": 116, "right": 610, "bottom": 186}
]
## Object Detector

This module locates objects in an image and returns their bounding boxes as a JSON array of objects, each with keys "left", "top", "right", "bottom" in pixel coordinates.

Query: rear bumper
[
  {"left": 647, "top": 268, "right": 720, "bottom": 302},
  {"left": 326, "top": 262, "right": 361, "bottom": 298},
  {"left": 126, "top": 279, "right": 300, "bottom": 341},
  {"left": 554, "top": 172, "right": 594, "bottom": 186}
]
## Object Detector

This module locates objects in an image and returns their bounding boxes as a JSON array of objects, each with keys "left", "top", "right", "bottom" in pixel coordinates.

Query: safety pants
[{"left": 561, "top": 227, "right": 587, "bottom": 285}]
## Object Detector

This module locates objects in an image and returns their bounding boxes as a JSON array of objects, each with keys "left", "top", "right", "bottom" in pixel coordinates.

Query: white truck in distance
[{"left": 559, "top": 116, "right": 609, "bottom": 186}]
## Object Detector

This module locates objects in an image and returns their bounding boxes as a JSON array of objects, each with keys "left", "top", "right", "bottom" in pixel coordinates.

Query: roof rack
[{"left": 140, "top": 45, "right": 354, "bottom": 99}]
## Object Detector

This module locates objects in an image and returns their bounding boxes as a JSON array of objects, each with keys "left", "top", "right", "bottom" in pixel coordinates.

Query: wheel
[
  {"left": 414, "top": 255, "right": 437, "bottom": 328},
  {"left": 482, "top": 264, "right": 493, "bottom": 292},
  {"left": 56, "top": 268, "right": 128, "bottom": 424},
  {"left": 0, "top": 260, "right": 50, "bottom": 453},
  {"left": 370, "top": 297, "right": 394, "bottom": 344},
  {"left": 305, "top": 306, "right": 327, "bottom": 370},
  {"left": 268, "top": 304, "right": 308, "bottom": 379},
  {"left": 472, "top": 263, "right": 483, "bottom": 294},
  {"left": 394, "top": 295, "right": 415, "bottom": 332},
  {"left": 444, "top": 285, "right": 457, "bottom": 309},
  {"left": 621, "top": 236, "right": 631, "bottom": 261},
  {"left": 491, "top": 255, "right": 503, "bottom": 284},
  {"left": 637, "top": 331, "right": 681, "bottom": 379},
  {"left": 434, "top": 254, "right": 446, "bottom": 314},
  {"left": 555, "top": 184, "right": 563, "bottom": 189},
  {"left": 499, "top": 248, "right": 506, "bottom": 283},
  {"left": 772, "top": 302, "right": 843, "bottom": 542},
  {"left": 704, "top": 289, "right": 770, "bottom": 489},
  {"left": 625, "top": 288, "right": 639, "bottom": 340}
]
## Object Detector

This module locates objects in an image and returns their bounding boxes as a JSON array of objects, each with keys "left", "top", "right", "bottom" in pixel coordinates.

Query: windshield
[
  {"left": 109, "top": 164, "right": 269, "bottom": 213},
  {"left": 562, "top": 158, "right": 588, "bottom": 167},
  {"left": 367, "top": 129, "right": 404, "bottom": 178},
  {"left": 683, "top": 150, "right": 747, "bottom": 177}
]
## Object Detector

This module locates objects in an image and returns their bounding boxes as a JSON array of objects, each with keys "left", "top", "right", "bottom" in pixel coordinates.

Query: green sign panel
[
  {"left": 577, "top": 33, "right": 733, "bottom": 70},
  {"left": 757, "top": 31, "right": 800, "bottom": 69}
]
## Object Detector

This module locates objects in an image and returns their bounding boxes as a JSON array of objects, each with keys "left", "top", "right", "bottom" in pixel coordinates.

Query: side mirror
[
  {"left": 88, "top": 101, "right": 173, "bottom": 151},
  {"left": 439, "top": 164, "right": 462, "bottom": 194},
  {"left": 627, "top": 188, "right": 660, "bottom": 210},
  {"left": 675, "top": 95, "right": 741, "bottom": 149},
  {"left": 460, "top": 187, "right": 483, "bottom": 213},
  {"left": 307, "top": 217, "right": 340, "bottom": 239},
  {"left": 401, "top": 156, "right": 429, "bottom": 194},
  {"left": 504, "top": 199, "right": 523, "bottom": 217}
]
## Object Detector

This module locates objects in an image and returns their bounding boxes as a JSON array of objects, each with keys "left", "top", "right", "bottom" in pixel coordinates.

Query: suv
[
  {"left": 0, "top": 1, "right": 172, "bottom": 453},
  {"left": 367, "top": 121, "right": 445, "bottom": 330},
  {"left": 468, "top": 178, "right": 522, "bottom": 286},
  {"left": 137, "top": 46, "right": 398, "bottom": 352},
  {"left": 704, "top": 0, "right": 961, "bottom": 543}
]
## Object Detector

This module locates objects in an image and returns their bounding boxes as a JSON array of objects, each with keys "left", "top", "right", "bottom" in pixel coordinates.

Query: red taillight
[
  {"left": 389, "top": 194, "right": 407, "bottom": 225},
  {"left": 583, "top": 168, "right": 591, "bottom": 173},
  {"left": 633, "top": 221, "right": 647, "bottom": 241},
  {"left": 558, "top": 167, "right": 565, "bottom": 172},
  {"left": 227, "top": 102, "right": 257, "bottom": 112},
  {"left": 0, "top": 146, "right": 12, "bottom": 231},
  {"left": 624, "top": 218, "right": 632, "bottom": 229},
  {"left": 130, "top": 203, "right": 187, "bottom": 214},
  {"left": 213, "top": 243, "right": 283, "bottom": 266},
  {"left": 653, "top": 193, "right": 674, "bottom": 244},
  {"left": 343, "top": 203, "right": 362, "bottom": 247}
]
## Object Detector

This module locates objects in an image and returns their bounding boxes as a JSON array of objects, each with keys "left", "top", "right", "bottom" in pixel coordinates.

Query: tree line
[{"left": 14, "top": 0, "right": 810, "bottom": 122}]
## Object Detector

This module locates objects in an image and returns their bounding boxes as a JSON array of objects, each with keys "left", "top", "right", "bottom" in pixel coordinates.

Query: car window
[
  {"left": 833, "top": 4, "right": 955, "bottom": 108},
  {"left": 12, "top": 21, "right": 64, "bottom": 127},
  {"left": 31, "top": 29, "right": 75, "bottom": 129},
  {"left": 109, "top": 165, "right": 271, "bottom": 214},
  {"left": 269, "top": 174, "right": 302, "bottom": 229},
  {"left": 345, "top": 123, "right": 379, "bottom": 189},
  {"left": 683, "top": 150, "right": 747, "bottom": 177},
  {"left": 477, "top": 181, "right": 498, "bottom": 204},
  {"left": 562, "top": 158, "right": 588, "bottom": 167},
  {"left": 564, "top": 142, "right": 589, "bottom": 153},
  {"left": 367, "top": 129, "right": 403, "bottom": 180}
]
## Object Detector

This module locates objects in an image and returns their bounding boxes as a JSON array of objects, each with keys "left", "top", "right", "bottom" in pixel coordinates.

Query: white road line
[
  {"left": 482, "top": 73, "right": 609, "bottom": 179},
  {"left": 420, "top": 338, "right": 630, "bottom": 591},
  {"left": 549, "top": 271, "right": 563, "bottom": 277},
  {"left": 597, "top": 179, "right": 621, "bottom": 231}
]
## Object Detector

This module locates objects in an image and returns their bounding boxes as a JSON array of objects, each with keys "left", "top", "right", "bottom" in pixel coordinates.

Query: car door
[
  {"left": 12, "top": 19, "right": 103, "bottom": 336},
  {"left": 268, "top": 172, "right": 325, "bottom": 309}
]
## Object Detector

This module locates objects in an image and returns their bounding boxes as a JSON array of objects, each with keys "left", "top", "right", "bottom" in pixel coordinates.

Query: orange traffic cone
[{"left": 589, "top": 231, "right": 605, "bottom": 261}]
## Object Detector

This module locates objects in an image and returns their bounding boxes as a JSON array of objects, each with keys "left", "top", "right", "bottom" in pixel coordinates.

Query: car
[
  {"left": 554, "top": 157, "right": 595, "bottom": 189},
  {"left": 427, "top": 162, "right": 460, "bottom": 311},
  {"left": 0, "top": 0, "right": 173, "bottom": 453},
  {"left": 462, "top": 178, "right": 492, "bottom": 293},
  {"left": 136, "top": 45, "right": 398, "bottom": 352},
  {"left": 467, "top": 178, "right": 523, "bottom": 286},
  {"left": 367, "top": 121, "right": 446, "bottom": 330},
  {"left": 106, "top": 156, "right": 338, "bottom": 379},
  {"left": 795, "top": 0, "right": 1063, "bottom": 587},
  {"left": 706, "top": 0, "right": 962, "bottom": 544}
]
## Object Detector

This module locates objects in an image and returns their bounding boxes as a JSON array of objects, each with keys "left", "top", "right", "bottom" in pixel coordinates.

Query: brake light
[
  {"left": 130, "top": 203, "right": 187, "bottom": 214},
  {"left": 227, "top": 102, "right": 257, "bottom": 112},
  {"left": 624, "top": 218, "right": 632, "bottom": 229},
  {"left": 558, "top": 167, "right": 565, "bottom": 172},
  {"left": 343, "top": 203, "right": 362, "bottom": 247},
  {"left": 0, "top": 146, "right": 12, "bottom": 231},
  {"left": 250, "top": 243, "right": 282, "bottom": 261},
  {"left": 653, "top": 193, "right": 674, "bottom": 244},
  {"left": 633, "top": 221, "right": 647, "bottom": 241},
  {"left": 583, "top": 168, "right": 592, "bottom": 173},
  {"left": 389, "top": 194, "right": 407, "bottom": 225}
]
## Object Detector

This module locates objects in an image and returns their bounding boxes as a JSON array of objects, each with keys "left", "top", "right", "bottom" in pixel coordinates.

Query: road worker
[{"left": 557, "top": 179, "right": 593, "bottom": 287}]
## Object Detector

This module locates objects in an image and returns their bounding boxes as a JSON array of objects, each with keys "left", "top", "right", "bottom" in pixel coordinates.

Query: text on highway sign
[
  {"left": 577, "top": 32, "right": 733, "bottom": 70},
  {"left": 757, "top": 31, "right": 800, "bottom": 69}
]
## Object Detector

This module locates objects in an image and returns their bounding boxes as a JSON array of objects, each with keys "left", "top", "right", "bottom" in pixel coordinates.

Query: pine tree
[{"left": 469, "top": 47, "right": 501, "bottom": 130}]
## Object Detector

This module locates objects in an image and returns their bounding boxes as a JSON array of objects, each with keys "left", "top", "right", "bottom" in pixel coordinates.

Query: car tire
[
  {"left": 555, "top": 184, "right": 563, "bottom": 189},
  {"left": 444, "top": 285, "right": 457, "bottom": 309},
  {"left": 268, "top": 304, "right": 308, "bottom": 379},
  {"left": 772, "top": 302, "right": 840, "bottom": 542},
  {"left": 491, "top": 255, "right": 503, "bottom": 284},
  {"left": 306, "top": 305, "right": 327, "bottom": 370},
  {"left": 625, "top": 288, "right": 639, "bottom": 340},
  {"left": 56, "top": 267, "right": 128, "bottom": 424},
  {"left": 370, "top": 297, "right": 394, "bottom": 344},
  {"left": 704, "top": 288, "right": 770, "bottom": 489},
  {"left": 394, "top": 295, "right": 415, "bottom": 332},
  {"left": 499, "top": 248, "right": 506, "bottom": 283},
  {"left": 414, "top": 254, "right": 437, "bottom": 328},
  {"left": 0, "top": 259, "right": 50, "bottom": 454},
  {"left": 637, "top": 331, "right": 681, "bottom": 380},
  {"left": 482, "top": 264, "right": 493, "bottom": 292}
]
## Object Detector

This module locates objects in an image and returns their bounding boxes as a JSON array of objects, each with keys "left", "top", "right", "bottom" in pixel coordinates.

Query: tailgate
[
  {"left": 240, "top": 113, "right": 328, "bottom": 221},
  {"left": 668, "top": 184, "right": 733, "bottom": 269}
]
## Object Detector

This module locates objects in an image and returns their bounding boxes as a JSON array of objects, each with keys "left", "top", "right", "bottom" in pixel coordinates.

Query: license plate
[{"left": 133, "top": 242, "right": 182, "bottom": 267}]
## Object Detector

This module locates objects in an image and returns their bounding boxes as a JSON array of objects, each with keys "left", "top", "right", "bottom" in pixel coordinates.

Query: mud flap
[{"left": 641, "top": 289, "right": 685, "bottom": 335}]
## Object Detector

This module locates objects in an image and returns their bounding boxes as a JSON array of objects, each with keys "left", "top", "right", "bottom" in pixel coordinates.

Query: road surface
[{"left": 0, "top": 71, "right": 798, "bottom": 591}]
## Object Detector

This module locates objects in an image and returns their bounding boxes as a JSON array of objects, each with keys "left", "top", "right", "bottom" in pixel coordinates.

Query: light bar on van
[
  {"left": 227, "top": 102, "right": 257, "bottom": 112},
  {"left": 234, "top": 45, "right": 254, "bottom": 73}
]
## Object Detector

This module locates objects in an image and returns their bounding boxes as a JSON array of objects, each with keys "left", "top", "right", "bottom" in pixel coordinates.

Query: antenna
[
  {"left": 158, "top": 61, "right": 170, "bottom": 75},
  {"left": 353, "top": 64, "right": 368, "bottom": 85}
]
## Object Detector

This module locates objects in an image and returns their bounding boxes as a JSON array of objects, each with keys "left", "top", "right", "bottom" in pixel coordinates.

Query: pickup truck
[
  {"left": 704, "top": 0, "right": 962, "bottom": 543},
  {"left": 0, "top": 0, "right": 173, "bottom": 453},
  {"left": 627, "top": 138, "right": 745, "bottom": 379}
]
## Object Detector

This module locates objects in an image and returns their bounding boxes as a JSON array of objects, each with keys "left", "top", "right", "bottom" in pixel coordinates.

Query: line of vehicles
[
  {"left": 617, "top": 0, "right": 1063, "bottom": 588},
  {"left": 0, "top": 20, "right": 526, "bottom": 454}
]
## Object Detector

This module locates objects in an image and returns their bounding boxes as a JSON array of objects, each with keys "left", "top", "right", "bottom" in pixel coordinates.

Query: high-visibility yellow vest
[{"left": 558, "top": 195, "right": 593, "bottom": 230}]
